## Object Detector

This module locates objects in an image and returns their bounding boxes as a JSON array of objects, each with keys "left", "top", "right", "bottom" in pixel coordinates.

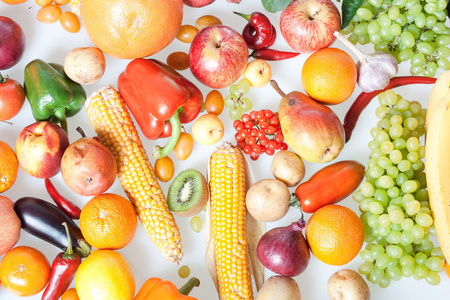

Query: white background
[{"left": 1, "top": 0, "right": 449, "bottom": 299}]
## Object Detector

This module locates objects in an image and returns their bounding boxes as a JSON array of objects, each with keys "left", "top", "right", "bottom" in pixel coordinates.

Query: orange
[
  {"left": 0, "top": 140, "right": 18, "bottom": 192},
  {"left": 301, "top": 47, "right": 357, "bottom": 105},
  {"left": 0, "top": 0, "right": 28, "bottom": 4},
  {"left": 0, "top": 246, "right": 51, "bottom": 296},
  {"left": 61, "top": 288, "right": 80, "bottom": 300},
  {"left": 80, "top": 0, "right": 183, "bottom": 59},
  {"left": 80, "top": 193, "right": 137, "bottom": 250},
  {"left": 75, "top": 250, "right": 135, "bottom": 300},
  {"left": 306, "top": 204, "right": 364, "bottom": 266}
]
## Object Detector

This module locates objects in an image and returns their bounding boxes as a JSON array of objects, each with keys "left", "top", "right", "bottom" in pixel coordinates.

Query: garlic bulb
[{"left": 334, "top": 31, "right": 398, "bottom": 93}]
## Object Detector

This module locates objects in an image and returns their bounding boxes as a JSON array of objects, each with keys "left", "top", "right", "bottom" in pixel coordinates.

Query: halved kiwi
[{"left": 167, "top": 168, "right": 208, "bottom": 217}]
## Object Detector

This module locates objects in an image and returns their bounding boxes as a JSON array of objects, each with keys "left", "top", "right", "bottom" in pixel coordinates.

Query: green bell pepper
[{"left": 24, "top": 59, "right": 86, "bottom": 133}]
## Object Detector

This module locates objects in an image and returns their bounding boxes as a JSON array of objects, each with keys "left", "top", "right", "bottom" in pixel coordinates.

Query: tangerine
[
  {"left": 80, "top": 193, "right": 137, "bottom": 250},
  {"left": 75, "top": 250, "right": 135, "bottom": 300},
  {"left": 80, "top": 0, "right": 183, "bottom": 59},
  {"left": 61, "top": 287, "right": 80, "bottom": 300},
  {"left": 306, "top": 204, "right": 364, "bottom": 266},
  {"left": 0, "top": 0, "right": 28, "bottom": 4},
  {"left": 0, "top": 140, "right": 18, "bottom": 193},
  {"left": 301, "top": 47, "right": 357, "bottom": 105},
  {"left": 0, "top": 246, "right": 51, "bottom": 296}
]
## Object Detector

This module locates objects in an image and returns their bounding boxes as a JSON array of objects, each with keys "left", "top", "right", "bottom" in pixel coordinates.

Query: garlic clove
[
  {"left": 357, "top": 52, "right": 399, "bottom": 93},
  {"left": 333, "top": 31, "right": 399, "bottom": 93}
]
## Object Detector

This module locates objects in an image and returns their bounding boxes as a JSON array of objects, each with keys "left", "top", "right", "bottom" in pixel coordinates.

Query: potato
[
  {"left": 0, "top": 196, "right": 21, "bottom": 256},
  {"left": 256, "top": 275, "right": 301, "bottom": 300},
  {"left": 64, "top": 47, "right": 106, "bottom": 84},
  {"left": 246, "top": 179, "right": 291, "bottom": 222},
  {"left": 327, "top": 269, "right": 370, "bottom": 300},
  {"left": 271, "top": 150, "right": 305, "bottom": 187}
]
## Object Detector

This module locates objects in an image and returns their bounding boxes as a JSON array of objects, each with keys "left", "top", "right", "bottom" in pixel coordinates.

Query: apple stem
[
  {"left": 270, "top": 80, "right": 286, "bottom": 97},
  {"left": 333, "top": 31, "right": 367, "bottom": 62},
  {"left": 76, "top": 126, "right": 86, "bottom": 138}
]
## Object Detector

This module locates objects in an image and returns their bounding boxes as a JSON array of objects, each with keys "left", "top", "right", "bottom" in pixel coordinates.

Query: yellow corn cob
[
  {"left": 85, "top": 85, "right": 183, "bottom": 263},
  {"left": 70, "top": 0, "right": 81, "bottom": 16},
  {"left": 209, "top": 142, "right": 253, "bottom": 300}
]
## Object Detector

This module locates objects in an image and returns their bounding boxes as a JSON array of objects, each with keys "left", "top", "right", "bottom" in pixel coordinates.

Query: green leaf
[
  {"left": 261, "top": 0, "right": 292, "bottom": 13},
  {"left": 341, "top": 0, "right": 364, "bottom": 29}
]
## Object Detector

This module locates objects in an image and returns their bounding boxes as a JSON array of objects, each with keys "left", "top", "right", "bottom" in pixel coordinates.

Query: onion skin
[{"left": 256, "top": 219, "right": 310, "bottom": 277}]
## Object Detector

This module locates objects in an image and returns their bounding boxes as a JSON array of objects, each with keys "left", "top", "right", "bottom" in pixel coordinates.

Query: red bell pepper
[{"left": 118, "top": 58, "right": 203, "bottom": 159}]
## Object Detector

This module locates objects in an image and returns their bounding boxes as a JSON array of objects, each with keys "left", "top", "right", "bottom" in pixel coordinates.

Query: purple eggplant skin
[{"left": 13, "top": 197, "right": 91, "bottom": 258}]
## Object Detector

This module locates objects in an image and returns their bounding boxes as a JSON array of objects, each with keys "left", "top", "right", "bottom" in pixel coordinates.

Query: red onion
[{"left": 256, "top": 218, "right": 310, "bottom": 277}]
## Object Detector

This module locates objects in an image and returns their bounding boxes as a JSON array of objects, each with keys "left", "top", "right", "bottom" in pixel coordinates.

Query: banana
[
  {"left": 425, "top": 87, "right": 450, "bottom": 264},
  {"left": 425, "top": 70, "right": 450, "bottom": 132}
]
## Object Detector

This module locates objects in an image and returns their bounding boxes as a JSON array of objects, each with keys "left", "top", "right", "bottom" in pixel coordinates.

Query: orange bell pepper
[{"left": 134, "top": 277, "right": 200, "bottom": 300}]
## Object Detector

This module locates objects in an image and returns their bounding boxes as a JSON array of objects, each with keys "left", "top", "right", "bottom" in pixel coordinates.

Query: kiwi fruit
[{"left": 167, "top": 169, "right": 208, "bottom": 217}]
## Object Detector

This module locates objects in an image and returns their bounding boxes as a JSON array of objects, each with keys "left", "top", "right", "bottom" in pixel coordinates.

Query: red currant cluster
[{"left": 233, "top": 109, "right": 288, "bottom": 160}]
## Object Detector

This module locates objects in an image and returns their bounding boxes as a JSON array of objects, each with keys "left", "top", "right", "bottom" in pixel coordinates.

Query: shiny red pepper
[
  {"left": 118, "top": 58, "right": 203, "bottom": 158},
  {"left": 45, "top": 178, "right": 81, "bottom": 219},
  {"left": 235, "top": 11, "right": 276, "bottom": 50},
  {"left": 250, "top": 48, "right": 300, "bottom": 61},
  {"left": 343, "top": 76, "right": 437, "bottom": 142},
  {"left": 41, "top": 222, "right": 82, "bottom": 300}
]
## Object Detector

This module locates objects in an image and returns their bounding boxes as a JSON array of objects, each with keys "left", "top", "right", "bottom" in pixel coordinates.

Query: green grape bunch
[
  {"left": 224, "top": 78, "right": 253, "bottom": 121},
  {"left": 342, "top": 0, "right": 450, "bottom": 77},
  {"left": 352, "top": 90, "right": 445, "bottom": 288}
]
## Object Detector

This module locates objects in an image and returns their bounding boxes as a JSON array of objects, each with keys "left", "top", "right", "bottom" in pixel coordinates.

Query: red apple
[
  {"left": 61, "top": 128, "right": 117, "bottom": 196},
  {"left": 189, "top": 25, "right": 248, "bottom": 89},
  {"left": 0, "top": 16, "right": 26, "bottom": 70},
  {"left": 280, "top": 0, "right": 341, "bottom": 53},
  {"left": 15, "top": 121, "right": 70, "bottom": 178},
  {"left": 183, "top": 0, "right": 215, "bottom": 7}
]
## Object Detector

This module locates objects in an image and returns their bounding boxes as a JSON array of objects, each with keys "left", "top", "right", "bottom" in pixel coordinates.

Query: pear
[{"left": 272, "top": 80, "right": 345, "bottom": 163}]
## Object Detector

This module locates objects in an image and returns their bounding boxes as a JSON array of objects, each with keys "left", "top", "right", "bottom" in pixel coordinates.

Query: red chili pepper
[
  {"left": 250, "top": 48, "right": 300, "bottom": 61},
  {"left": 344, "top": 76, "right": 437, "bottom": 142},
  {"left": 45, "top": 178, "right": 81, "bottom": 219},
  {"left": 235, "top": 11, "right": 275, "bottom": 50},
  {"left": 41, "top": 222, "right": 82, "bottom": 300}
]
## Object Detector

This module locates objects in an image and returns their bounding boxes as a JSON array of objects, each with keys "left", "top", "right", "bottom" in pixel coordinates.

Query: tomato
[
  {"left": 173, "top": 132, "right": 194, "bottom": 161},
  {"left": 0, "top": 74, "right": 25, "bottom": 121},
  {"left": 195, "top": 15, "right": 222, "bottom": 30},
  {"left": 154, "top": 156, "right": 175, "bottom": 182},
  {"left": 295, "top": 160, "right": 365, "bottom": 213},
  {"left": 35, "top": 0, "right": 52, "bottom": 6},
  {"left": 36, "top": 4, "right": 62, "bottom": 24},
  {"left": 59, "top": 11, "right": 81, "bottom": 33},
  {"left": 204, "top": 90, "right": 224, "bottom": 115},
  {"left": 166, "top": 51, "right": 189, "bottom": 71},
  {"left": 54, "top": 0, "right": 69, "bottom": 5},
  {"left": 176, "top": 25, "right": 198, "bottom": 43}
]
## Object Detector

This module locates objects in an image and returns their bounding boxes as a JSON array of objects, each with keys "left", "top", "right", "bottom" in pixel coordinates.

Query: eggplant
[{"left": 14, "top": 197, "right": 91, "bottom": 258}]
